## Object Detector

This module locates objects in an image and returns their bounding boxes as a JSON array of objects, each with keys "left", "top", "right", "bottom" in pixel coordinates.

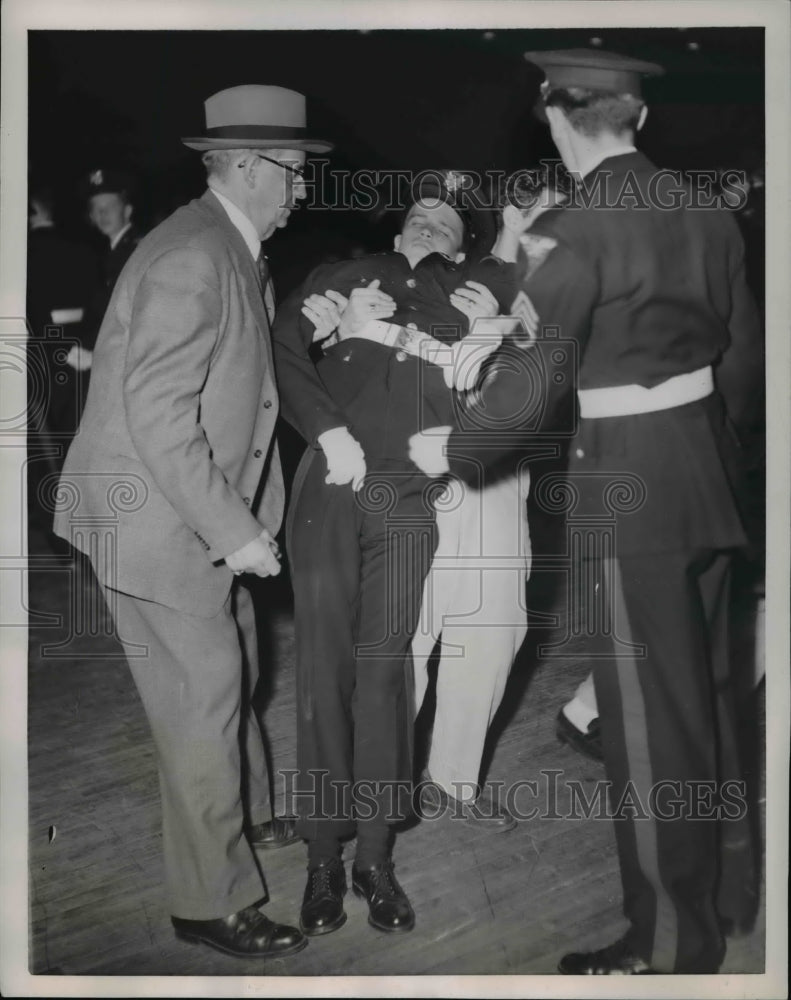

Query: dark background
[{"left": 29, "top": 26, "right": 764, "bottom": 293}]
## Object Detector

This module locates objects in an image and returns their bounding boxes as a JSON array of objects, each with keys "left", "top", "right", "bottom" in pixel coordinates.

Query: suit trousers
[
  {"left": 411, "top": 469, "right": 531, "bottom": 799},
  {"left": 593, "top": 548, "right": 756, "bottom": 973},
  {"left": 102, "top": 581, "right": 272, "bottom": 919},
  {"left": 287, "top": 451, "right": 436, "bottom": 841}
]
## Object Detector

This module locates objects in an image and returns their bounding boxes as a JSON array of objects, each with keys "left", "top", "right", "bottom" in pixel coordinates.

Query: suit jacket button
[
  {"left": 263, "top": 400, "right": 273, "bottom": 409},
  {"left": 254, "top": 449, "right": 263, "bottom": 458},
  {"left": 406, "top": 278, "right": 416, "bottom": 288}
]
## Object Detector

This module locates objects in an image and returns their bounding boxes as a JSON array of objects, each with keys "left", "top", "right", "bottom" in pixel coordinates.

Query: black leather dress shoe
[
  {"left": 172, "top": 906, "right": 307, "bottom": 958},
  {"left": 418, "top": 774, "right": 516, "bottom": 832},
  {"left": 300, "top": 858, "right": 347, "bottom": 936},
  {"left": 558, "top": 936, "right": 654, "bottom": 974},
  {"left": 556, "top": 709, "right": 603, "bottom": 762},
  {"left": 247, "top": 816, "right": 302, "bottom": 850},
  {"left": 351, "top": 861, "right": 415, "bottom": 933}
]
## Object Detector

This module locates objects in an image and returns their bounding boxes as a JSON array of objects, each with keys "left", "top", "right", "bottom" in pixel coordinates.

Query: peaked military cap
[
  {"left": 409, "top": 170, "right": 497, "bottom": 256},
  {"left": 525, "top": 48, "right": 664, "bottom": 98},
  {"left": 82, "top": 167, "right": 136, "bottom": 201}
]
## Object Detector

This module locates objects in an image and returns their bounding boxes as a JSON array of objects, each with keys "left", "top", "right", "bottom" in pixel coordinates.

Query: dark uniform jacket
[
  {"left": 82, "top": 225, "right": 142, "bottom": 349},
  {"left": 274, "top": 250, "right": 518, "bottom": 466},
  {"left": 449, "top": 151, "right": 763, "bottom": 554},
  {"left": 26, "top": 225, "right": 100, "bottom": 343}
]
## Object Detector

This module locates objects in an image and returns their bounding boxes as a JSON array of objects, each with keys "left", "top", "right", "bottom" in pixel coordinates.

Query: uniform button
[
  {"left": 406, "top": 322, "right": 418, "bottom": 330},
  {"left": 395, "top": 350, "right": 407, "bottom": 362},
  {"left": 254, "top": 449, "right": 263, "bottom": 458},
  {"left": 406, "top": 278, "right": 416, "bottom": 288},
  {"left": 575, "top": 448, "right": 585, "bottom": 459},
  {"left": 243, "top": 497, "right": 251, "bottom": 505},
  {"left": 263, "top": 400, "right": 273, "bottom": 409}
]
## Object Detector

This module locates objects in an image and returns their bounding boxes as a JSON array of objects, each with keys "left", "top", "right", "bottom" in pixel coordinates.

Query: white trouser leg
[{"left": 413, "top": 469, "right": 531, "bottom": 800}]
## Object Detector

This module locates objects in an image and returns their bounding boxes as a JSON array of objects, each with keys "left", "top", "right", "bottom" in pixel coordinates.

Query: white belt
[
  {"left": 343, "top": 319, "right": 506, "bottom": 392},
  {"left": 577, "top": 365, "right": 714, "bottom": 419}
]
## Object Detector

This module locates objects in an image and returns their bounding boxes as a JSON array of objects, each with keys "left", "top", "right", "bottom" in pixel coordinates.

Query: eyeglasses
[{"left": 249, "top": 154, "right": 306, "bottom": 181}]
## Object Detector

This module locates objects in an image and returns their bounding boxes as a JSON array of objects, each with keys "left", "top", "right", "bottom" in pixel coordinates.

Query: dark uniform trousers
[
  {"left": 101, "top": 581, "right": 271, "bottom": 919},
  {"left": 575, "top": 397, "right": 756, "bottom": 973},
  {"left": 478, "top": 150, "right": 764, "bottom": 975},
  {"left": 286, "top": 451, "right": 437, "bottom": 841}
]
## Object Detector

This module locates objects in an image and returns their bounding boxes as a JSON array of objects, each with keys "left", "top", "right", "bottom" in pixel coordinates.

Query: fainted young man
[{"left": 272, "top": 173, "right": 525, "bottom": 936}]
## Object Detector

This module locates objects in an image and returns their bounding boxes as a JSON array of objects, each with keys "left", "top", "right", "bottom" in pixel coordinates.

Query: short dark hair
[{"left": 544, "top": 87, "right": 644, "bottom": 137}]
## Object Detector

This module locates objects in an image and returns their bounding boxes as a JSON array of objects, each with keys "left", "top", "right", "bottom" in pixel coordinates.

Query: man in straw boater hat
[
  {"left": 53, "top": 84, "right": 361, "bottom": 959},
  {"left": 410, "top": 48, "right": 762, "bottom": 973}
]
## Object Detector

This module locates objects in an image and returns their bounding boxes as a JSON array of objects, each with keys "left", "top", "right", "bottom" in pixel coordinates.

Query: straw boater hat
[{"left": 181, "top": 84, "right": 334, "bottom": 153}]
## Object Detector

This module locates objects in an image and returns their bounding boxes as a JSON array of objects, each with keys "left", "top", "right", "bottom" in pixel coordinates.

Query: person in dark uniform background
[
  {"left": 272, "top": 175, "right": 519, "bottom": 939},
  {"left": 26, "top": 182, "right": 101, "bottom": 462},
  {"left": 81, "top": 167, "right": 142, "bottom": 352},
  {"left": 410, "top": 49, "right": 763, "bottom": 975}
]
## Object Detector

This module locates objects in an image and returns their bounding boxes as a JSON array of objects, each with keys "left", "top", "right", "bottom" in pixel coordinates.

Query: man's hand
[
  {"left": 225, "top": 528, "right": 282, "bottom": 578},
  {"left": 449, "top": 280, "right": 499, "bottom": 322},
  {"left": 317, "top": 425, "right": 367, "bottom": 491},
  {"left": 337, "top": 279, "right": 395, "bottom": 339},
  {"left": 445, "top": 319, "right": 504, "bottom": 392},
  {"left": 302, "top": 290, "right": 349, "bottom": 343},
  {"left": 408, "top": 427, "right": 452, "bottom": 477}
]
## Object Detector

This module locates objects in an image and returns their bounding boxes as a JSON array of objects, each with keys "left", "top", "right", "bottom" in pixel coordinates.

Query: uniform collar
[
  {"left": 579, "top": 145, "right": 637, "bottom": 179},
  {"left": 394, "top": 249, "right": 461, "bottom": 271},
  {"left": 208, "top": 186, "right": 261, "bottom": 260},
  {"left": 109, "top": 222, "right": 133, "bottom": 251}
]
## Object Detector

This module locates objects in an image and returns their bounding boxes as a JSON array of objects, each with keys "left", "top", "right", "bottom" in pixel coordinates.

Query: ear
[
  {"left": 123, "top": 203, "right": 133, "bottom": 223},
  {"left": 238, "top": 154, "right": 259, "bottom": 188},
  {"left": 393, "top": 234, "right": 402, "bottom": 252},
  {"left": 453, "top": 250, "right": 466, "bottom": 264},
  {"left": 636, "top": 104, "right": 649, "bottom": 132}
]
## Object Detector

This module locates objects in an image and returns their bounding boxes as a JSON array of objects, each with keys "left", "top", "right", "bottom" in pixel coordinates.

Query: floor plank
[{"left": 24, "top": 519, "right": 766, "bottom": 980}]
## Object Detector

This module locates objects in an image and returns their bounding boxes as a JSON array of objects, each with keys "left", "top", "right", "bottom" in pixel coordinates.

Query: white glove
[
  {"left": 408, "top": 427, "right": 451, "bottom": 477},
  {"left": 317, "top": 426, "right": 367, "bottom": 491},
  {"left": 65, "top": 345, "right": 93, "bottom": 371}
]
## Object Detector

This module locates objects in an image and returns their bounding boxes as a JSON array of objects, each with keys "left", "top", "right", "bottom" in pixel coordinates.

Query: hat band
[{"left": 204, "top": 124, "right": 308, "bottom": 139}]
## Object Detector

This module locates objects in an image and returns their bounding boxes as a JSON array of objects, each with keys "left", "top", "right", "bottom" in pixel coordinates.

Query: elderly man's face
[
  {"left": 247, "top": 150, "right": 307, "bottom": 240},
  {"left": 88, "top": 192, "right": 132, "bottom": 240},
  {"left": 394, "top": 198, "right": 465, "bottom": 266}
]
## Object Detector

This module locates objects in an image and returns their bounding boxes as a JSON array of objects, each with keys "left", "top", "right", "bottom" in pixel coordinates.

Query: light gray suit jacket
[{"left": 54, "top": 190, "right": 284, "bottom": 617}]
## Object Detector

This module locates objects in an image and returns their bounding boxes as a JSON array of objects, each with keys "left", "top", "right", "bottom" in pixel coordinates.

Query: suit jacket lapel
[{"left": 198, "top": 190, "right": 274, "bottom": 357}]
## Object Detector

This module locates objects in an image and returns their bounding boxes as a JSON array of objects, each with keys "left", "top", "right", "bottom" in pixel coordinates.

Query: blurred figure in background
[
  {"left": 26, "top": 181, "right": 100, "bottom": 464},
  {"left": 81, "top": 168, "right": 142, "bottom": 353}
]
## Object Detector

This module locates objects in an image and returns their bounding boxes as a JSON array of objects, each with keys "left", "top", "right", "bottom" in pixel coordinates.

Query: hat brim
[{"left": 181, "top": 136, "right": 334, "bottom": 153}]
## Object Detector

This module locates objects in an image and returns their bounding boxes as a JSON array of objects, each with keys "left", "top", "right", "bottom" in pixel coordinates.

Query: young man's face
[
  {"left": 88, "top": 192, "right": 132, "bottom": 240},
  {"left": 394, "top": 198, "right": 465, "bottom": 265}
]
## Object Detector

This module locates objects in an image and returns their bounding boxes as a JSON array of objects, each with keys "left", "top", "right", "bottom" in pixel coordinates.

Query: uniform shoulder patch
[
  {"left": 518, "top": 233, "right": 558, "bottom": 280},
  {"left": 510, "top": 290, "right": 537, "bottom": 338}
]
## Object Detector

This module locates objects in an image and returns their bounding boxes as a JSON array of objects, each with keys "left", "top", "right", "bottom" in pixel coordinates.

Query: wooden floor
[{"left": 25, "top": 510, "right": 766, "bottom": 981}]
